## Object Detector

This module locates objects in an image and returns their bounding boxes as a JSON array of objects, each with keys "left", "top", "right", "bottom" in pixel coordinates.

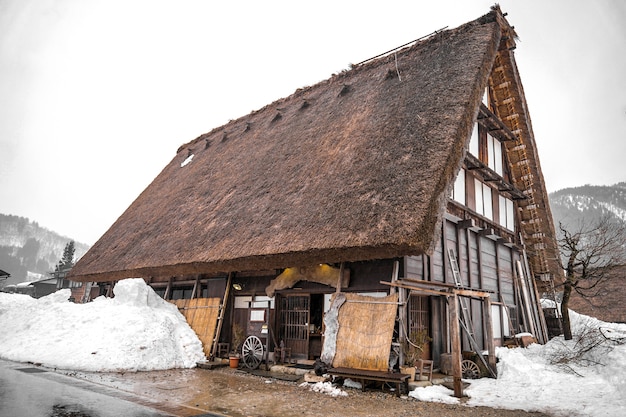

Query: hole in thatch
[
  {"left": 181, "top": 153, "right": 194, "bottom": 167},
  {"left": 384, "top": 69, "right": 398, "bottom": 80},
  {"left": 271, "top": 112, "right": 282, "bottom": 123},
  {"left": 221, "top": 133, "right": 228, "bottom": 143},
  {"left": 339, "top": 84, "right": 351, "bottom": 96},
  {"left": 244, "top": 122, "right": 251, "bottom": 132},
  {"left": 300, "top": 100, "right": 310, "bottom": 110},
  {"left": 205, "top": 138, "right": 212, "bottom": 149}
]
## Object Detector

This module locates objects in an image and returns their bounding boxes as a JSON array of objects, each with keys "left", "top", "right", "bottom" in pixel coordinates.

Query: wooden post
[
  {"left": 399, "top": 287, "right": 407, "bottom": 366},
  {"left": 164, "top": 277, "right": 172, "bottom": 300},
  {"left": 389, "top": 260, "right": 399, "bottom": 295},
  {"left": 191, "top": 275, "right": 200, "bottom": 299},
  {"left": 336, "top": 262, "right": 344, "bottom": 293},
  {"left": 483, "top": 295, "right": 497, "bottom": 375},
  {"left": 449, "top": 293, "right": 463, "bottom": 398}
]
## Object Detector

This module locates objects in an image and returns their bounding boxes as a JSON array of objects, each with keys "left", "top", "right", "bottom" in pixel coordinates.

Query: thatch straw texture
[
  {"left": 331, "top": 293, "right": 399, "bottom": 371},
  {"left": 70, "top": 11, "right": 505, "bottom": 282},
  {"left": 171, "top": 298, "right": 221, "bottom": 357}
]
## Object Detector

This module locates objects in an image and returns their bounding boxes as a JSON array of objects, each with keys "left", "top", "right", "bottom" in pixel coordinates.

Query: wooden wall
[{"left": 405, "top": 217, "right": 522, "bottom": 358}]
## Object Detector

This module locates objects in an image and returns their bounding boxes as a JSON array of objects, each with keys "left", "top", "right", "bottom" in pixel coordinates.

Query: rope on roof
[{"left": 356, "top": 27, "right": 448, "bottom": 66}]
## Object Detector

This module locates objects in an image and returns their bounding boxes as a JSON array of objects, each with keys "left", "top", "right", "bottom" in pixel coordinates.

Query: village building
[{"left": 68, "top": 6, "right": 561, "bottom": 396}]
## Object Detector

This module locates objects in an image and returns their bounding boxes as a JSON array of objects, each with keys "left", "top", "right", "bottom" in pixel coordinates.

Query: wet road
[{"left": 0, "top": 359, "right": 176, "bottom": 417}]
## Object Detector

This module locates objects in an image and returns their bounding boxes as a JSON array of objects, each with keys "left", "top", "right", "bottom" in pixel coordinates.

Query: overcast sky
[{"left": 1, "top": 0, "right": 625, "bottom": 246}]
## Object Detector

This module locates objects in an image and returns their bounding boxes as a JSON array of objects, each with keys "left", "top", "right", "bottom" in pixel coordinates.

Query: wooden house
[{"left": 69, "top": 6, "right": 560, "bottom": 391}]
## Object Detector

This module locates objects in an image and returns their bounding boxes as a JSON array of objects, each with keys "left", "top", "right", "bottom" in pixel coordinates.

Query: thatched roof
[{"left": 70, "top": 9, "right": 532, "bottom": 283}]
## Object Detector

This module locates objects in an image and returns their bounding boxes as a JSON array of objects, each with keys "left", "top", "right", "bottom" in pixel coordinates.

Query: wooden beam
[
  {"left": 450, "top": 294, "right": 463, "bottom": 398},
  {"left": 380, "top": 281, "right": 450, "bottom": 298},
  {"left": 458, "top": 219, "right": 476, "bottom": 229},
  {"left": 453, "top": 288, "right": 492, "bottom": 298},
  {"left": 483, "top": 296, "right": 497, "bottom": 375},
  {"left": 401, "top": 277, "right": 460, "bottom": 289}
]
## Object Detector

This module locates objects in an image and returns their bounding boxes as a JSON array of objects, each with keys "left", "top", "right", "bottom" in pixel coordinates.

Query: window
[
  {"left": 469, "top": 123, "right": 479, "bottom": 157},
  {"left": 499, "top": 195, "right": 515, "bottom": 231},
  {"left": 452, "top": 169, "right": 466, "bottom": 205},
  {"left": 474, "top": 179, "right": 493, "bottom": 220},
  {"left": 469, "top": 122, "right": 504, "bottom": 177},
  {"left": 487, "top": 133, "right": 503, "bottom": 175},
  {"left": 482, "top": 87, "right": 490, "bottom": 108},
  {"left": 171, "top": 285, "right": 194, "bottom": 300},
  {"left": 491, "top": 304, "right": 511, "bottom": 338}
]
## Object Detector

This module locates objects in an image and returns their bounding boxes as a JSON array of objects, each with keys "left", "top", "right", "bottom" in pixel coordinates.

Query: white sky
[{"left": 1, "top": 0, "right": 625, "bottom": 245}]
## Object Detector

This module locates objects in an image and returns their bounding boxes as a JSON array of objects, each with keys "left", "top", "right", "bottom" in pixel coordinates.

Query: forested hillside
[
  {"left": 0, "top": 214, "right": 89, "bottom": 287},
  {"left": 550, "top": 182, "right": 626, "bottom": 229},
  {"left": 549, "top": 182, "right": 626, "bottom": 323}
]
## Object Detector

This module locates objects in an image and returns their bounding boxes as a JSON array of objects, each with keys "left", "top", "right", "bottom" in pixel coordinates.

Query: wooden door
[
  {"left": 280, "top": 295, "right": 310, "bottom": 359},
  {"left": 409, "top": 294, "right": 431, "bottom": 359}
]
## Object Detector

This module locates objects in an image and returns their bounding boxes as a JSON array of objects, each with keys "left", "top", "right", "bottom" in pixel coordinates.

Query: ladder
[
  {"left": 210, "top": 272, "right": 233, "bottom": 359},
  {"left": 448, "top": 248, "right": 496, "bottom": 378}
]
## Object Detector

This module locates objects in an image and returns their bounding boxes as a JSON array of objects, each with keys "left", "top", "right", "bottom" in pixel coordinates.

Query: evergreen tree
[{"left": 55, "top": 241, "right": 76, "bottom": 272}]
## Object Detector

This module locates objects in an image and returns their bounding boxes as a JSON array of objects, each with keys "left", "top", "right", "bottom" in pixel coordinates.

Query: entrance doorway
[{"left": 279, "top": 294, "right": 325, "bottom": 360}]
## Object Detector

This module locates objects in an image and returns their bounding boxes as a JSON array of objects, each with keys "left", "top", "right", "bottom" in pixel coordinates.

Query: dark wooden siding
[
  {"left": 480, "top": 237, "right": 498, "bottom": 293},
  {"left": 403, "top": 217, "right": 524, "bottom": 353}
]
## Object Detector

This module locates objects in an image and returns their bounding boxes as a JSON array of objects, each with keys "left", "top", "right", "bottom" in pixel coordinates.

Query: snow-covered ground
[
  {"left": 1, "top": 278, "right": 625, "bottom": 416},
  {"left": 406, "top": 308, "right": 626, "bottom": 417},
  {"left": 0, "top": 278, "right": 205, "bottom": 371}
]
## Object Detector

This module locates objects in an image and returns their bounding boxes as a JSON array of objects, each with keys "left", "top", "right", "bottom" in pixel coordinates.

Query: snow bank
[
  {"left": 465, "top": 310, "right": 626, "bottom": 417},
  {"left": 300, "top": 381, "right": 348, "bottom": 397},
  {"left": 409, "top": 385, "right": 459, "bottom": 404},
  {"left": 406, "top": 309, "right": 626, "bottom": 417},
  {"left": 0, "top": 278, "right": 205, "bottom": 372}
]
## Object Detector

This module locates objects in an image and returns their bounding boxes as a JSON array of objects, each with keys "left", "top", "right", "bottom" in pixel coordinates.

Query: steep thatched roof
[{"left": 70, "top": 9, "right": 518, "bottom": 282}]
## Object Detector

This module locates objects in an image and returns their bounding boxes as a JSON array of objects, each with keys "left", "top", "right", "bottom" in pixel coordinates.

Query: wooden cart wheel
[
  {"left": 242, "top": 335, "right": 264, "bottom": 370},
  {"left": 461, "top": 359, "right": 481, "bottom": 379}
]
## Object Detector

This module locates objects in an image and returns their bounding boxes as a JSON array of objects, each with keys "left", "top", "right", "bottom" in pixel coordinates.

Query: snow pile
[
  {"left": 0, "top": 278, "right": 205, "bottom": 372},
  {"left": 410, "top": 308, "right": 626, "bottom": 417},
  {"left": 300, "top": 381, "right": 348, "bottom": 397},
  {"left": 410, "top": 385, "right": 459, "bottom": 404},
  {"left": 342, "top": 378, "right": 362, "bottom": 390}
]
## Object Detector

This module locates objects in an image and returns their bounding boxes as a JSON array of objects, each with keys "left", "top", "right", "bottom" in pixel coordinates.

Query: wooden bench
[{"left": 328, "top": 367, "right": 410, "bottom": 397}]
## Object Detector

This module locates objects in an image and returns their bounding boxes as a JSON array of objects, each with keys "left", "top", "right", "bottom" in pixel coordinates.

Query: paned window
[
  {"left": 498, "top": 195, "right": 515, "bottom": 231},
  {"left": 487, "top": 133, "right": 503, "bottom": 175},
  {"left": 452, "top": 169, "right": 466, "bottom": 205},
  {"left": 469, "top": 123, "right": 479, "bottom": 157},
  {"left": 474, "top": 179, "right": 493, "bottom": 220}
]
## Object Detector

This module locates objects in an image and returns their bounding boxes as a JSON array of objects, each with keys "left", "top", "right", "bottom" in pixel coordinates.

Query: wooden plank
[{"left": 328, "top": 367, "right": 410, "bottom": 397}]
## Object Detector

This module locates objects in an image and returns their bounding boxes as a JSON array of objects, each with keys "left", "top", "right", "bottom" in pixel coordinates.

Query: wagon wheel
[
  {"left": 461, "top": 359, "right": 481, "bottom": 379},
  {"left": 242, "top": 335, "right": 264, "bottom": 369}
]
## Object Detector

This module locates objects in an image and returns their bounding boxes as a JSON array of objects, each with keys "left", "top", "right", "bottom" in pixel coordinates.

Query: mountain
[
  {"left": 0, "top": 214, "right": 90, "bottom": 288},
  {"left": 549, "top": 182, "right": 626, "bottom": 230},
  {"left": 549, "top": 182, "right": 626, "bottom": 323}
]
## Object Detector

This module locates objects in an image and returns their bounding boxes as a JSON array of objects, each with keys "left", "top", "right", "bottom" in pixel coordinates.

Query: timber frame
[{"left": 68, "top": 7, "right": 559, "bottom": 398}]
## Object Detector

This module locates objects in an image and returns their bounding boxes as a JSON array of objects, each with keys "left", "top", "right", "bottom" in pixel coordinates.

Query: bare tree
[{"left": 557, "top": 215, "right": 626, "bottom": 340}]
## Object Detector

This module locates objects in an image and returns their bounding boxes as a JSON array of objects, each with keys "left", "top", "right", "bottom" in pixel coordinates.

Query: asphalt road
[{"left": 0, "top": 359, "right": 176, "bottom": 417}]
